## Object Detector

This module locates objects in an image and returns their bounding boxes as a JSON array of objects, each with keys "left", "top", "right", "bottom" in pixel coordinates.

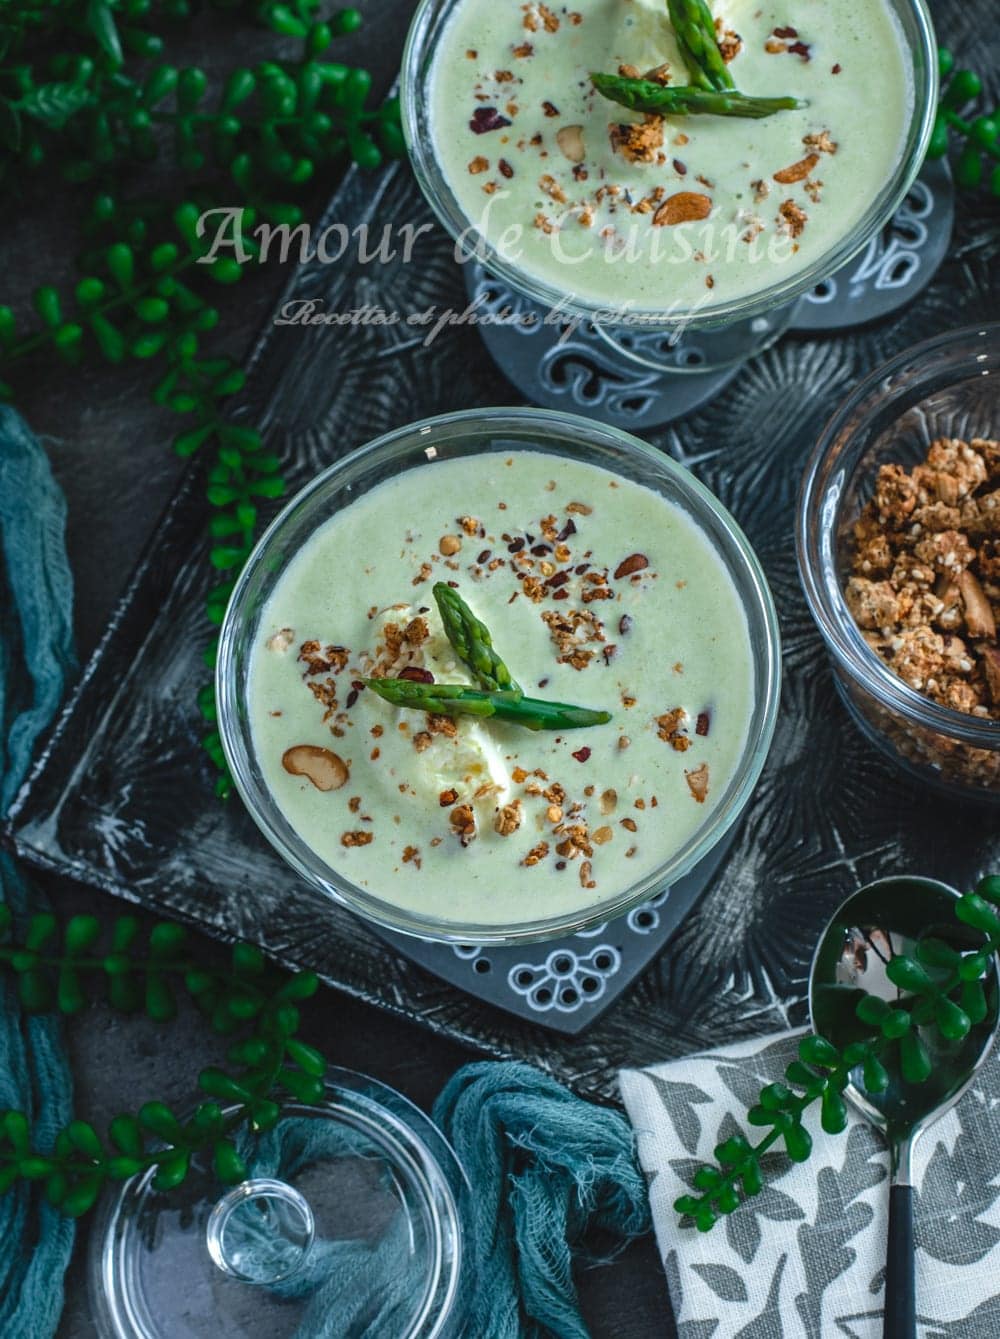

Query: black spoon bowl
[{"left": 808, "top": 876, "right": 999, "bottom": 1339}]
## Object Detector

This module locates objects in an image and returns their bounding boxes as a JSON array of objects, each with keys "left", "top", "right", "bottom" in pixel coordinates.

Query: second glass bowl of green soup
[
  {"left": 400, "top": 0, "right": 937, "bottom": 336},
  {"left": 217, "top": 408, "right": 780, "bottom": 945}
]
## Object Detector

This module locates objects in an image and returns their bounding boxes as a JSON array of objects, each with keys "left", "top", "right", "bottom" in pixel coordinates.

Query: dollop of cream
[{"left": 365, "top": 605, "right": 511, "bottom": 820}]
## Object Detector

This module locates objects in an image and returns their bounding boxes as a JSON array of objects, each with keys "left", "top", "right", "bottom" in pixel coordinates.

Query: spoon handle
[{"left": 884, "top": 1184, "right": 915, "bottom": 1338}]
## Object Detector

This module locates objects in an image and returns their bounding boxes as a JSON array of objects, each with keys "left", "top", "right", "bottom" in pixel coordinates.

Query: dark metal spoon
[{"left": 809, "top": 875, "right": 999, "bottom": 1339}]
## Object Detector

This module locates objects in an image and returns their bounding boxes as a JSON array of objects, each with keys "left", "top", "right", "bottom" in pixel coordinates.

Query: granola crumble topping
[
  {"left": 656, "top": 708, "right": 692, "bottom": 751},
  {"left": 493, "top": 800, "right": 523, "bottom": 835},
  {"left": 844, "top": 435, "right": 1000, "bottom": 786},
  {"left": 341, "top": 830, "right": 374, "bottom": 847}
]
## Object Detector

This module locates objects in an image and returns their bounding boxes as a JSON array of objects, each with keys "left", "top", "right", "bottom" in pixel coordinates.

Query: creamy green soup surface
[
  {"left": 248, "top": 451, "right": 756, "bottom": 927},
  {"left": 428, "top": 0, "right": 912, "bottom": 310}
]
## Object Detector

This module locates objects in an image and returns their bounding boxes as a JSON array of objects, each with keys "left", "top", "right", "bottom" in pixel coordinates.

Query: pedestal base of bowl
[
  {"left": 467, "top": 157, "right": 953, "bottom": 431},
  {"left": 371, "top": 824, "right": 738, "bottom": 1036}
]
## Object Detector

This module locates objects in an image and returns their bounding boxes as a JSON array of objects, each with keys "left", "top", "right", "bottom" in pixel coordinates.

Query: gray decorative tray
[{"left": 5, "top": 152, "right": 1000, "bottom": 1101}]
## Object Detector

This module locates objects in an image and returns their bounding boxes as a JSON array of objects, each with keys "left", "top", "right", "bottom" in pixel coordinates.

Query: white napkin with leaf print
[{"left": 620, "top": 1030, "right": 1000, "bottom": 1338}]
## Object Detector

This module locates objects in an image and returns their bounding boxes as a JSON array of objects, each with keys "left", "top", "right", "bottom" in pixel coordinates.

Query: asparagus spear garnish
[
  {"left": 432, "top": 582, "right": 521, "bottom": 696},
  {"left": 668, "top": 0, "right": 734, "bottom": 91},
  {"left": 364, "top": 679, "right": 612, "bottom": 732},
  {"left": 590, "top": 74, "right": 806, "bottom": 119}
]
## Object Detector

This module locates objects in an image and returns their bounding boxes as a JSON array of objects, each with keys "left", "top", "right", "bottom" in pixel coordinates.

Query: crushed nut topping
[
  {"left": 685, "top": 762, "right": 710, "bottom": 803},
  {"left": 541, "top": 606, "right": 607, "bottom": 669},
  {"left": 803, "top": 129, "right": 838, "bottom": 155},
  {"left": 427, "top": 713, "right": 459, "bottom": 738},
  {"left": 522, "top": 840, "right": 550, "bottom": 866},
  {"left": 450, "top": 803, "right": 477, "bottom": 845},
  {"left": 714, "top": 18, "right": 743, "bottom": 61},
  {"left": 341, "top": 830, "right": 374, "bottom": 847},
  {"left": 777, "top": 199, "right": 808, "bottom": 238},
  {"left": 656, "top": 708, "right": 691, "bottom": 751},
  {"left": 844, "top": 436, "right": 1000, "bottom": 787},
  {"left": 299, "top": 640, "right": 349, "bottom": 676},
  {"left": 610, "top": 116, "right": 664, "bottom": 165},
  {"left": 555, "top": 124, "right": 585, "bottom": 163},
  {"left": 494, "top": 800, "right": 523, "bottom": 835},
  {"left": 266, "top": 627, "right": 295, "bottom": 653}
]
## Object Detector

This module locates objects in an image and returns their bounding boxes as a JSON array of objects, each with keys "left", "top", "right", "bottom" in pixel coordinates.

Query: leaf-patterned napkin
[{"left": 619, "top": 1030, "right": 1000, "bottom": 1337}]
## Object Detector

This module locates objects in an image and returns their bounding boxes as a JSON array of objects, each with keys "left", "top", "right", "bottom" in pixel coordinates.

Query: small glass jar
[
  {"left": 797, "top": 324, "right": 1000, "bottom": 801},
  {"left": 216, "top": 406, "right": 781, "bottom": 945}
]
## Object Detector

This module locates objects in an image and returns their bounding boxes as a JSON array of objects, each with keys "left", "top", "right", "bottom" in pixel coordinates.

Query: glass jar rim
[
  {"left": 400, "top": 0, "right": 939, "bottom": 330},
  {"left": 796, "top": 322, "right": 1000, "bottom": 751},
  {"left": 216, "top": 406, "right": 782, "bottom": 945}
]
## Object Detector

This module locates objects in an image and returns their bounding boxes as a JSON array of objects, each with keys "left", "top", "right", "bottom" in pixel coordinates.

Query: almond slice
[
  {"left": 982, "top": 645, "right": 1000, "bottom": 705},
  {"left": 614, "top": 552, "right": 649, "bottom": 579},
  {"left": 555, "top": 124, "right": 585, "bottom": 162},
  {"left": 685, "top": 762, "right": 709, "bottom": 803},
  {"left": 958, "top": 570, "right": 997, "bottom": 639},
  {"left": 652, "top": 192, "right": 712, "bottom": 226},
  {"left": 773, "top": 152, "right": 820, "bottom": 184},
  {"left": 282, "top": 745, "right": 349, "bottom": 791}
]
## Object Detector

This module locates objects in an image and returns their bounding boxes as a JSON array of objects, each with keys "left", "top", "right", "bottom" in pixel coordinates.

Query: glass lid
[{"left": 90, "top": 1068, "right": 470, "bottom": 1339}]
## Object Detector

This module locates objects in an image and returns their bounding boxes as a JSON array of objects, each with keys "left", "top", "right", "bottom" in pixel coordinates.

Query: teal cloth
[
  {"left": 0, "top": 407, "right": 77, "bottom": 1338},
  {"left": 251, "top": 1063, "right": 650, "bottom": 1338},
  {"left": 433, "top": 1062, "right": 651, "bottom": 1338}
]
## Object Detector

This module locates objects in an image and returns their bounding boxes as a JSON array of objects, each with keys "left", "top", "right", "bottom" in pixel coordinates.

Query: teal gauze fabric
[
  {"left": 243, "top": 1062, "right": 650, "bottom": 1338},
  {"left": 433, "top": 1062, "right": 651, "bottom": 1339},
  {"left": 0, "top": 407, "right": 77, "bottom": 1338}
]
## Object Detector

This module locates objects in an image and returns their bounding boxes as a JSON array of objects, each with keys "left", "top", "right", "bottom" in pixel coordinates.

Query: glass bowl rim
[
  {"left": 796, "top": 321, "right": 1000, "bottom": 750},
  {"left": 216, "top": 405, "right": 782, "bottom": 945},
  {"left": 399, "top": 0, "right": 938, "bottom": 330}
]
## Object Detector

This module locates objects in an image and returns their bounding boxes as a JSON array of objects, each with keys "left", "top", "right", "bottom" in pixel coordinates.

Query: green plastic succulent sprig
[
  {"left": 927, "top": 48, "right": 1000, "bottom": 195},
  {"left": 0, "top": 0, "right": 365, "bottom": 82},
  {"left": 1, "top": 9, "right": 400, "bottom": 192},
  {"left": 0, "top": 903, "right": 327, "bottom": 1216},
  {"left": 675, "top": 875, "right": 1000, "bottom": 1232}
]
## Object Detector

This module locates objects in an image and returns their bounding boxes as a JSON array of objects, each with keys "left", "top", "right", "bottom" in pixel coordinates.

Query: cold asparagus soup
[
  {"left": 248, "top": 451, "right": 756, "bottom": 926},
  {"left": 426, "top": 0, "right": 913, "bottom": 310}
]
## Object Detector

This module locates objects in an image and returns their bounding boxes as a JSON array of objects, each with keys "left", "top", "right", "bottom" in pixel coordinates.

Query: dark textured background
[{"left": 0, "top": 0, "right": 994, "bottom": 1334}]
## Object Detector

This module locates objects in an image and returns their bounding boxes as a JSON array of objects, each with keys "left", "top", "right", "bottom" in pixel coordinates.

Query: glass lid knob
[{"left": 205, "top": 1177, "right": 315, "bottom": 1285}]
